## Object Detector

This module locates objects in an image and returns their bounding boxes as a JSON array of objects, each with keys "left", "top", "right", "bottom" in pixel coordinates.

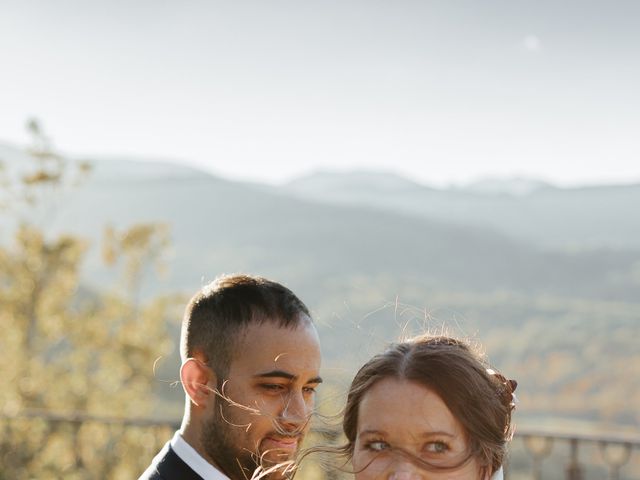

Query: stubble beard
[
  {"left": 201, "top": 403, "right": 298, "bottom": 480},
  {"left": 201, "top": 404, "right": 255, "bottom": 480}
]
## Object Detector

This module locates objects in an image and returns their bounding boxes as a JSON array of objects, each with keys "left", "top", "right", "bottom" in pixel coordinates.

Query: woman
[{"left": 339, "top": 335, "right": 517, "bottom": 480}]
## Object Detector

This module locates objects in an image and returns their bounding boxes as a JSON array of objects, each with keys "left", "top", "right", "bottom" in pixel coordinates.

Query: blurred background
[{"left": 1, "top": 1, "right": 639, "bottom": 479}]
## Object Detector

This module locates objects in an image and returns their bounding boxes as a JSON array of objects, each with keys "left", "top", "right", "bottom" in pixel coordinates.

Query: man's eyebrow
[
  {"left": 253, "top": 370, "right": 323, "bottom": 384},
  {"left": 254, "top": 370, "right": 296, "bottom": 380}
]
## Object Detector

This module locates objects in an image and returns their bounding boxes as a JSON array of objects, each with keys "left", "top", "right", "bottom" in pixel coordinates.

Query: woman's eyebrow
[
  {"left": 418, "top": 431, "right": 455, "bottom": 438},
  {"left": 358, "top": 429, "right": 455, "bottom": 438},
  {"left": 359, "top": 429, "right": 387, "bottom": 436}
]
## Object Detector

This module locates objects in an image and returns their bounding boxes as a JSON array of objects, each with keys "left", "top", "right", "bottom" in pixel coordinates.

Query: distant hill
[
  {"left": 284, "top": 170, "right": 640, "bottom": 250},
  {"left": 1, "top": 145, "right": 637, "bottom": 303},
  {"left": 463, "top": 177, "right": 552, "bottom": 195},
  {"left": 2, "top": 144, "right": 640, "bottom": 427},
  {"left": 0, "top": 142, "right": 203, "bottom": 182}
]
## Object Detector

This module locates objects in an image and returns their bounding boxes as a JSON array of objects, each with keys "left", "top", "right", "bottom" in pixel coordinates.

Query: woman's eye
[
  {"left": 365, "top": 440, "right": 389, "bottom": 452},
  {"left": 425, "top": 441, "right": 449, "bottom": 454}
]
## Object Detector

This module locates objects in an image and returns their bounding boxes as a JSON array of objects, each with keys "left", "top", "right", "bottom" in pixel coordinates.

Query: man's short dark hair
[{"left": 180, "top": 274, "right": 312, "bottom": 378}]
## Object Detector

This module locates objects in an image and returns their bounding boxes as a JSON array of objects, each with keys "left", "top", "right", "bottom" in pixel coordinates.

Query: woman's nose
[
  {"left": 388, "top": 470, "right": 424, "bottom": 480},
  {"left": 387, "top": 461, "right": 425, "bottom": 480}
]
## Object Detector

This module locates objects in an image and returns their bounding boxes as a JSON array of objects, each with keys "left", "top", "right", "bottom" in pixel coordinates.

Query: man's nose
[{"left": 279, "top": 390, "right": 310, "bottom": 426}]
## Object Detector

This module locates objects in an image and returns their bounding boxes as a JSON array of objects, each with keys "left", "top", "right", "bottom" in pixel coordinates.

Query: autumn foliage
[{"left": 0, "top": 121, "right": 178, "bottom": 479}]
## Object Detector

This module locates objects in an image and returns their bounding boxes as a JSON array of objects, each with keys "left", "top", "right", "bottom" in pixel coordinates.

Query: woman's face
[{"left": 352, "top": 378, "right": 486, "bottom": 480}]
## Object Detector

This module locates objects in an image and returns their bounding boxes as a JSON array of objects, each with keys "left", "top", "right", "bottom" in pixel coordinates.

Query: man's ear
[{"left": 180, "top": 355, "right": 217, "bottom": 407}]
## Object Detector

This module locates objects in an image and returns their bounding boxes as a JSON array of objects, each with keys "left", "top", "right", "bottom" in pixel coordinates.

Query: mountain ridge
[
  {"left": 284, "top": 169, "right": 640, "bottom": 250},
  {"left": 3, "top": 143, "right": 639, "bottom": 427}
]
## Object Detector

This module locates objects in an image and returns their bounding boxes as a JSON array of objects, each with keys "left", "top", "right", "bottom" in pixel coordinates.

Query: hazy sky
[{"left": 1, "top": 0, "right": 639, "bottom": 186}]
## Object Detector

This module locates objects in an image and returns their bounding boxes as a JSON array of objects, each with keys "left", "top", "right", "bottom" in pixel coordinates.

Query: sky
[{"left": 1, "top": 0, "right": 639, "bottom": 187}]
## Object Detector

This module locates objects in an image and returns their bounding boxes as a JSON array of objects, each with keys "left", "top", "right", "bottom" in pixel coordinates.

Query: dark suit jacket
[{"left": 138, "top": 441, "right": 204, "bottom": 480}]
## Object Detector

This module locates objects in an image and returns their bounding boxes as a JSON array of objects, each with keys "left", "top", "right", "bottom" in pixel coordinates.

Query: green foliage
[{"left": 0, "top": 120, "right": 178, "bottom": 478}]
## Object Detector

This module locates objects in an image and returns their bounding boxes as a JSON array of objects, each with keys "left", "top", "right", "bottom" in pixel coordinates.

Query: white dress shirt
[
  {"left": 171, "top": 431, "right": 230, "bottom": 480},
  {"left": 491, "top": 466, "right": 504, "bottom": 480}
]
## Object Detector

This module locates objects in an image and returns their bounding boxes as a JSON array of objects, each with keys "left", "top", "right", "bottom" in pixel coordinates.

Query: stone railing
[
  {"left": 1, "top": 411, "right": 638, "bottom": 479},
  {"left": 511, "top": 426, "right": 640, "bottom": 480}
]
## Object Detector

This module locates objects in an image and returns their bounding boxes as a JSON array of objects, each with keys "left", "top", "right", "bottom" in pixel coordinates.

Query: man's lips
[{"left": 262, "top": 436, "right": 299, "bottom": 451}]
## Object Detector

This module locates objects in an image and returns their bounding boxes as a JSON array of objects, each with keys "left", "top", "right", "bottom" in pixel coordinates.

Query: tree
[{"left": 0, "top": 120, "right": 179, "bottom": 479}]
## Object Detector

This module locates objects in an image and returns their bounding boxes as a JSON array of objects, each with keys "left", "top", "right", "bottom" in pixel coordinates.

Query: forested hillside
[{"left": 2, "top": 143, "right": 639, "bottom": 431}]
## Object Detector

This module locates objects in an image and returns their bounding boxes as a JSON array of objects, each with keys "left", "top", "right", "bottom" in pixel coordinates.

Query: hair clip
[{"left": 487, "top": 369, "right": 518, "bottom": 407}]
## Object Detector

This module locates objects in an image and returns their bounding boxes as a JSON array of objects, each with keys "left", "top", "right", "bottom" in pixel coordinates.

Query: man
[{"left": 139, "top": 274, "right": 322, "bottom": 480}]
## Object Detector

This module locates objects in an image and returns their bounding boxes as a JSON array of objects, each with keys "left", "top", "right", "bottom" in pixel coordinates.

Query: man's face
[{"left": 202, "top": 319, "right": 322, "bottom": 480}]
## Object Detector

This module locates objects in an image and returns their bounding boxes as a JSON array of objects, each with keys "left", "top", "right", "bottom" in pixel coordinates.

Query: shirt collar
[{"left": 171, "top": 431, "right": 231, "bottom": 480}]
